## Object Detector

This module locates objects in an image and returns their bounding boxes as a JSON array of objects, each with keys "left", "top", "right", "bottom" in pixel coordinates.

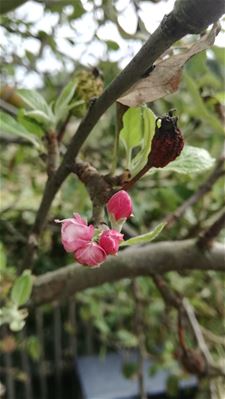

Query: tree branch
[{"left": 31, "top": 239, "right": 225, "bottom": 306}]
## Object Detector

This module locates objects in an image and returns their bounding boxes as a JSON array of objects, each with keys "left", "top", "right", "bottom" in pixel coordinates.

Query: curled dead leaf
[{"left": 117, "top": 23, "right": 220, "bottom": 107}]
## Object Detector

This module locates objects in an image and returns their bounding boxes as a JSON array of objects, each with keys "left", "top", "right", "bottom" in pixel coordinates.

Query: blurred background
[{"left": 0, "top": 1, "right": 224, "bottom": 398}]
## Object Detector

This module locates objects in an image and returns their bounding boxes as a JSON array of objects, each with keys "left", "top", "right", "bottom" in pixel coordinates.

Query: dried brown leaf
[{"left": 117, "top": 24, "right": 220, "bottom": 107}]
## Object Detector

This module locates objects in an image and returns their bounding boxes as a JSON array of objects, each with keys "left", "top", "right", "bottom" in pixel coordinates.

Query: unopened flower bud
[
  {"left": 107, "top": 190, "right": 133, "bottom": 221},
  {"left": 99, "top": 229, "right": 124, "bottom": 255}
]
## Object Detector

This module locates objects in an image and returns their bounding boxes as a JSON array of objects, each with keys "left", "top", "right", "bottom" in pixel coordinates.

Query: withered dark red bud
[{"left": 148, "top": 111, "right": 184, "bottom": 168}]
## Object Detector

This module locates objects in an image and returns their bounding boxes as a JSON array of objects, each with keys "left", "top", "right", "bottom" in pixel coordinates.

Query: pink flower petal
[
  {"left": 56, "top": 214, "right": 95, "bottom": 253},
  {"left": 99, "top": 229, "right": 123, "bottom": 255},
  {"left": 75, "top": 242, "right": 107, "bottom": 266}
]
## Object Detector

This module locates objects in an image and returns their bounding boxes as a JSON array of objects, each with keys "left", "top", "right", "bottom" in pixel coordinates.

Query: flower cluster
[{"left": 56, "top": 190, "right": 132, "bottom": 267}]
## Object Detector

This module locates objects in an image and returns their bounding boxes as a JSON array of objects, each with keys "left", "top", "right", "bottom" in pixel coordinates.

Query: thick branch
[
  {"left": 30, "top": 0, "right": 225, "bottom": 239},
  {"left": 31, "top": 239, "right": 225, "bottom": 306}
]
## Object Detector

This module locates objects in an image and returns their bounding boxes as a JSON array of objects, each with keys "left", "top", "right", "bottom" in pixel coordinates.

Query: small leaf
[
  {"left": 25, "top": 110, "right": 52, "bottom": 127},
  {"left": 54, "top": 80, "right": 77, "bottom": 123},
  {"left": 151, "top": 145, "right": 215, "bottom": 175},
  {"left": 120, "top": 222, "right": 166, "bottom": 247},
  {"left": 131, "top": 107, "right": 156, "bottom": 175},
  {"left": 214, "top": 92, "right": 225, "bottom": 105},
  {"left": 121, "top": 107, "right": 143, "bottom": 149},
  {"left": 120, "top": 107, "right": 143, "bottom": 168},
  {"left": 26, "top": 336, "right": 41, "bottom": 361},
  {"left": 17, "top": 89, "right": 54, "bottom": 126},
  {"left": 18, "top": 110, "right": 45, "bottom": 137},
  {"left": 106, "top": 40, "right": 120, "bottom": 51},
  {"left": 67, "top": 99, "right": 85, "bottom": 111},
  {"left": 166, "top": 374, "right": 179, "bottom": 397},
  {"left": 122, "top": 362, "right": 138, "bottom": 379},
  {"left": 117, "top": 330, "right": 138, "bottom": 347},
  {"left": 17, "top": 89, "right": 50, "bottom": 114},
  {"left": 0, "top": 110, "right": 40, "bottom": 147},
  {"left": 11, "top": 270, "right": 33, "bottom": 307},
  {"left": 0, "top": 243, "right": 7, "bottom": 270}
]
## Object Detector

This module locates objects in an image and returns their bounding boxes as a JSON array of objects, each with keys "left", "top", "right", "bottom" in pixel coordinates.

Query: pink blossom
[
  {"left": 75, "top": 241, "right": 107, "bottom": 266},
  {"left": 55, "top": 213, "right": 94, "bottom": 253},
  {"left": 99, "top": 229, "right": 124, "bottom": 255},
  {"left": 107, "top": 190, "right": 133, "bottom": 221}
]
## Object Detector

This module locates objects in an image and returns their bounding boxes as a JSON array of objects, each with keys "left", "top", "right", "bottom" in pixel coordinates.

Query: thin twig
[
  {"left": 131, "top": 280, "right": 147, "bottom": 399},
  {"left": 70, "top": 161, "right": 113, "bottom": 224},
  {"left": 166, "top": 147, "right": 225, "bottom": 227},
  {"left": 57, "top": 113, "right": 71, "bottom": 143},
  {"left": 45, "top": 130, "right": 60, "bottom": 177},
  {"left": 201, "top": 326, "right": 225, "bottom": 347},
  {"left": 182, "top": 298, "right": 213, "bottom": 364},
  {"left": 197, "top": 210, "right": 225, "bottom": 249}
]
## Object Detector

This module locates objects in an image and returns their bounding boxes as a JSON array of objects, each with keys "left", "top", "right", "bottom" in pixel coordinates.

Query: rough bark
[{"left": 31, "top": 239, "right": 225, "bottom": 306}]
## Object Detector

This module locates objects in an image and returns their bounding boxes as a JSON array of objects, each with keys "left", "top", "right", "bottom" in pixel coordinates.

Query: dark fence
[{"left": 1, "top": 298, "right": 83, "bottom": 399}]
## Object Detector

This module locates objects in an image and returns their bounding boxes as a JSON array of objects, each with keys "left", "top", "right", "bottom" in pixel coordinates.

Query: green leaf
[
  {"left": 24, "top": 110, "right": 52, "bottom": 126},
  {"left": 120, "top": 222, "right": 166, "bottom": 247},
  {"left": 117, "top": 329, "right": 138, "bottom": 347},
  {"left": 131, "top": 107, "right": 156, "bottom": 175},
  {"left": 214, "top": 92, "right": 225, "bottom": 105},
  {"left": 153, "top": 145, "right": 215, "bottom": 175},
  {"left": 106, "top": 40, "right": 120, "bottom": 51},
  {"left": 0, "top": 110, "right": 40, "bottom": 147},
  {"left": 17, "top": 89, "right": 50, "bottom": 113},
  {"left": 54, "top": 80, "right": 77, "bottom": 124},
  {"left": 184, "top": 72, "right": 224, "bottom": 134},
  {"left": 120, "top": 107, "right": 144, "bottom": 169},
  {"left": 18, "top": 110, "right": 45, "bottom": 137},
  {"left": 166, "top": 374, "right": 179, "bottom": 397},
  {"left": 17, "top": 89, "right": 54, "bottom": 126},
  {"left": 0, "top": 242, "right": 7, "bottom": 270},
  {"left": 122, "top": 362, "right": 138, "bottom": 379},
  {"left": 67, "top": 99, "right": 85, "bottom": 111},
  {"left": 11, "top": 270, "right": 33, "bottom": 306},
  {"left": 26, "top": 336, "right": 41, "bottom": 361}
]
